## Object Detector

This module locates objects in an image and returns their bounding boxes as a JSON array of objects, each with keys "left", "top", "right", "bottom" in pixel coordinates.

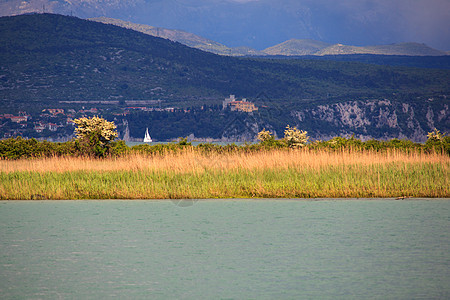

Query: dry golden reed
[
  {"left": 0, "top": 148, "right": 447, "bottom": 173},
  {"left": 0, "top": 149, "right": 448, "bottom": 199}
]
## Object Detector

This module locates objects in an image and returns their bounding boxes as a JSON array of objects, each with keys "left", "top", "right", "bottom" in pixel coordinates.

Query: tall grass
[{"left": 0, "top": 149, "right": 448, "bottom": 199}]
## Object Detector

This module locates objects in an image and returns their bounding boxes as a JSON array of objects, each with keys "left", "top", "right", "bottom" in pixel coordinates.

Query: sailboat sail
[{"left": 143, "top": 128, "right": 152, "bottom": 143}]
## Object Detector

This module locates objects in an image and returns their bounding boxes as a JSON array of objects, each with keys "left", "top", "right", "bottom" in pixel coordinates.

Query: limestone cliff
[{"left": 291, "top": 99, "right": 449, "bottom": 142}]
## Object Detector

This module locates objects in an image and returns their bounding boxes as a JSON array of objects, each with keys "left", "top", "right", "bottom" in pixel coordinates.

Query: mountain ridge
[
  {"left": 263, "top": 40, "right": 448, "bottom": 57},
  {"left": 88, "top": 17, "right": 265, "bottom": 57},
  {"left": 1, "top": 13, "right": 449, "bottom": 142},
  {"left": 263, "top": 39, "right": 332, "bottom": 56},
  {"left": 315, "top": 42, "right": 447, "bottom": 56},
  {"left": 1, "top": 0, "right": 449, "bottom": 52},
  {"left": 90, "top": 18, "right": 448, "bottom": 57},
  {"left": 1, "top": 13, "right": 449, "bottom": 103}
]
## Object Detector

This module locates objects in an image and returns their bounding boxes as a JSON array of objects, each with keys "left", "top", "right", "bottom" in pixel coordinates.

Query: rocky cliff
[
  {"left": 191, "top": 98, "right": 449, "bottom": 143},
  {"left": 290, "top": 98, "right": 449, "bottom": 142}
]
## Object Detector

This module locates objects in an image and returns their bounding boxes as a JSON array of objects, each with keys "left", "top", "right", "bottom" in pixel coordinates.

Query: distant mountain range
[
  {"left": 1, "top": 13, "right": 449, "bottom": 141},
  {"left": 3, "top": 13, "right": 448, "bottom": 105},
  {"left": 263, "top": 39, "right": 332, "bottom": 56},
  {"left": 2, "top": 0, "right": 450, "bottom": 52},
  {"left": 89, "top": 17, "right": 265, "bottom": 57},
  {"left": 263, "top": 39, "right": 448, "bottom": 57},
  {"left": 91, "top": 18, "right": 448, "bottom": 57}
]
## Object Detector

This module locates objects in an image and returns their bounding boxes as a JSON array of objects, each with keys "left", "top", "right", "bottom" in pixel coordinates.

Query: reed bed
[
  {"left": 0, "top": 149, "right": 448, "bottom": 199},
  {"left": 0, "top": 148, "right": 446, "bottom": 173}
]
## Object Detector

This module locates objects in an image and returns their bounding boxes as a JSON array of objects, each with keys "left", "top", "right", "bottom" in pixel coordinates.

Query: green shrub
[
  {"left": 0, "top": 137, "right": 78, "bottom": 159},
  {"left": 0, "top": 137, "right": 38, "bottom": 159},
  {"left": 109, "top": 140, "right": 129, "bottom": 157},
  {"left": 1, "top": 128, "right": 449, "bottom": 160}
]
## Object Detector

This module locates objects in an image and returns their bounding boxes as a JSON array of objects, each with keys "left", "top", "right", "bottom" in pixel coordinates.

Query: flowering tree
[
  {"left": 256, "top": 126, "right": 309, "bottom": 148},
  {"left": 425, "top": 128, "right": 449, "bottom": 155},
  {"left": 257, "top": 128, "right": 273, "bottom": 143},
  {"left": 283, "top": 125, "right": 309, "bottom": 148},
  {"left": 73, "top": 116, "right": 118, "bottom": 157},
  {"left": 427, "top": 128, "right": 444, "bottom": 142}
]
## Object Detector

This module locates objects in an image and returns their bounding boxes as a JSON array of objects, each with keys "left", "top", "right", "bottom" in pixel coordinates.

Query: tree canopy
[{"left": 73, "top": 116, "right": 118, "bottom": 157}]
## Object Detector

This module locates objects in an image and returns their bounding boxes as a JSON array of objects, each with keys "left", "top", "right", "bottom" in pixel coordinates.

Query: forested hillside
[
  {"left": 1, "top": 13, "right": 449, "bottom": 107},
  {"left": 0, "top": 13, "right": 449, "bottom": 141}
]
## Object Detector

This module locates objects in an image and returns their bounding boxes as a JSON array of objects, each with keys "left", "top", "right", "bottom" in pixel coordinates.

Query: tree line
[{"left": 0, "top": 117, "right": 448, "bottom": 159}]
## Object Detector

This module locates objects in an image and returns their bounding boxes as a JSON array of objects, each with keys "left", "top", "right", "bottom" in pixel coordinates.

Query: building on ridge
[{"left": 222, "top": 95, "right": 258, "bottom": 113}]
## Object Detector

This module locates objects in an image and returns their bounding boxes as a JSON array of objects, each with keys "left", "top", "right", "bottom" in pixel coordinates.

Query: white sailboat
[{"left": 143, "top": 128, "right": 152, "bottom": 143}]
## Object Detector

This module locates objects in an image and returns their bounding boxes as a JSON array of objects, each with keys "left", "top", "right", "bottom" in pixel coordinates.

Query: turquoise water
[{"left": 0, "top": 199, "right": 449, "bottom": 299}]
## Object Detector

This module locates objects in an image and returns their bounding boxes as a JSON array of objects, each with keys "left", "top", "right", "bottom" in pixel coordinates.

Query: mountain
[
  {"left": 1, "top": 0, "right": 449, "bottom": 52},
  {"left": 4, "top": 13, "right": 448, "bottom": 105},
  {"left": 317, "top": 43, "right": 448, "bottom": 56},
  {"left": 264, "top": 40, "right": 448, "bottom": 57},
  {"left": 263, "top": 39, "right": 331, "bottom": 56},
  {"left": 0, "top": 0, "right": 142, "bottom": 18},
  {"left": 0, "top": 13, "right": 449, "bottom": 141},
  {"left": 89, "top": 17, "right": 264, "bottom": 57},
  {"left": 88, "top": 19, "right": 448, "bottom": 58}
]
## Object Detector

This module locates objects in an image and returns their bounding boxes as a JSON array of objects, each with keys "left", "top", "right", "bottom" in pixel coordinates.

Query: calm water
[
  {"left": 0, "top": 199, "right": 449, "bottom": 299},
  {"left": 126, "top": 141, "right": 250, "bottom": 147}
]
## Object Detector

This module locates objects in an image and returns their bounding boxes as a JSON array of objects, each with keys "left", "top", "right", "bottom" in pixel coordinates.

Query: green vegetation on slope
[
  {"left": 1, "top": 13, "right": 449, "bottom": 107},
  {"left": 87, "top": 19, "right": 449, "bottom": 58},
  {"left": 89, "top": 17, "right": 264, "bottom": 56}
]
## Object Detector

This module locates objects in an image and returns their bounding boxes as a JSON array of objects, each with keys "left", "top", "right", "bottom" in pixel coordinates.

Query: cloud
[
  {"left": 279, "top": 0, "right": 450, "bottom": 49},
  {"left": 20, "top": 0, "right": 446, "bottom": 50},
  {"left": 138, "top": 0, "right": 450, "bottom": 49}
]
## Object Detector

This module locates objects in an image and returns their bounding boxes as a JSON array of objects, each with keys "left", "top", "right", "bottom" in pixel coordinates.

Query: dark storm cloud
[
  {"left": 137, "top": 0, "right": 450, "bottom": 50},
  {"left": 6, "top": 0, "right": 447, "bottom": 49},
  {"left": 305, "top": 0, "right": 450, "bottom": 49}
]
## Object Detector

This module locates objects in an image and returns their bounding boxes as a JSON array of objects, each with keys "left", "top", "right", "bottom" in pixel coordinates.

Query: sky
[
  {"left": 3, "top": 0, "right": 450, "bottom": 50},
  {"left": 127, "top": 0, "right": 450, "bottom": 50}
]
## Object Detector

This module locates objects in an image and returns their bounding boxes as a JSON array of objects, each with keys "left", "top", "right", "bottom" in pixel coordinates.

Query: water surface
[
  {"left": 0, "top": 199, "right": 449, "bottom": 299},
  {"left": 126, "top": 141, "right": 250, "bottom": 147}
]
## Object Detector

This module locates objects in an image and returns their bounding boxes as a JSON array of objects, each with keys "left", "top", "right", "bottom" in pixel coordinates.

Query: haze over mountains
[
  {"left": 89, "top": 17, "right": 265, "bottom": 57},
  {"left": 1, "top": 0, "right": 449, "bottom": 52},
  {"left": 263, "top": 40, "right": 447, "bottom": 57},
  {"left": 91, "top": 18, "right": 448, "bottom": 57}
]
